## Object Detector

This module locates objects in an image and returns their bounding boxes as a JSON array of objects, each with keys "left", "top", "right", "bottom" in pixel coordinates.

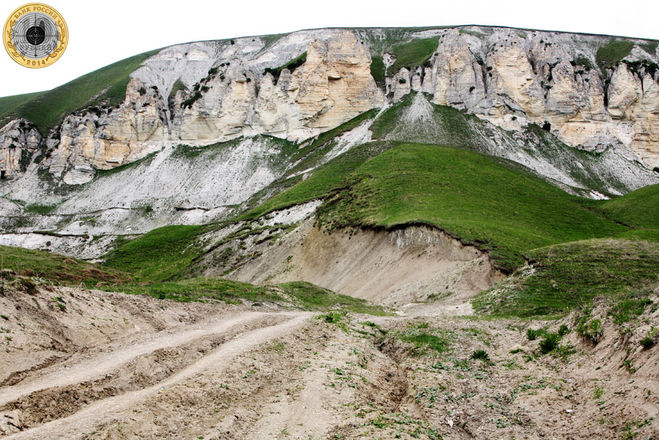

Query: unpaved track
[
  {"left": 2, "top": 311, "right": 312, "bottom": 439},
  {"left": 0, "top": 311, "right": 268, "bottom": 408}
]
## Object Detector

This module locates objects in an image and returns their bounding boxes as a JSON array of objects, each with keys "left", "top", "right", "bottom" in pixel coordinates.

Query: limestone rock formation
[
  {"left": 0, "top": 120, "right": 41, "bottom": 179},
  {"left": 49, "top": 78, "right": 168, "bottom": 184},
  {"left": 1, "top": 26, "right": 658, "bottom": 182},
  {"left": 387, "top": 28, "right": 659, "bottom": 169},
  {"left": 173, "top": 30, "right": 383, "bottom": 143}
]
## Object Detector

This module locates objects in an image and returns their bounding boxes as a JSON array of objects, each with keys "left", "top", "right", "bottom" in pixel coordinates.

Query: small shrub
[
  {"left": 527, "top": 328, "right": 546, "bottom": 341},
  {"left": 539, "top": 332, "right": 560, "bottom": 354},
  {"left": 471, "top": 349, "right": 490, "bottom": 362},
  {"left": 640, "top": 327, "right": 657, "bottom": 350},
  {"left": 318, "top": 312, "right": 344, "bottom": 324},
  {"left": 577, "top": 318, "right": 603, "bottom": 345}
]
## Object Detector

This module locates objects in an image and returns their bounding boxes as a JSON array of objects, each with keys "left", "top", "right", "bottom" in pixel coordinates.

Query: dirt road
[{"left": 2, "top": 306, "right": 311, "bottom": 439}]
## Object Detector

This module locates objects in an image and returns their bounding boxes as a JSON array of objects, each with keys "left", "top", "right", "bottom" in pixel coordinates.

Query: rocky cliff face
[
  {"left": 0, "top": 120, "right": 41, "bottom": 179},
  {"left": 1, "top": 26, "right": 657, "bottom": 185},
  {"left": 48, "top": 78, "right": 169, "bottom": 184},
  {"left": 24, "top": 30, "right": 382, "bottom": 184},
  {"left": 388, "top": 28, "right": 659, "bottom": 169}
]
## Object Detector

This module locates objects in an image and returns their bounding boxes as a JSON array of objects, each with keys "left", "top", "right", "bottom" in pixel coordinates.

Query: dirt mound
[{"left": 209, "top": 219, "right": 504, "bottom": 306}]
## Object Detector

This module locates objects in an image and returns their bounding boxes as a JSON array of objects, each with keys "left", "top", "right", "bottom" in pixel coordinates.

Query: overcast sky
[{"left": 1, "top": 0, "right": 658, "bottom": 97}]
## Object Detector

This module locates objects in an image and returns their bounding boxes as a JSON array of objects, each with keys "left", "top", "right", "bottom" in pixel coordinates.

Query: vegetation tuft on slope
[{"left": 596, "top": 40, "right": 634, "bottom": 71}]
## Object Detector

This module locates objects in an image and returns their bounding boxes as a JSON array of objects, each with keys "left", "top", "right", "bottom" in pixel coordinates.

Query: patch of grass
[
  {"left": 317, "top": 312, "right": 346, "bottom": 324},
  {"left": 316, "top": 144, "right": 627, "bottom": 272},
  {"left": 539, "top": 332, "right": 561, "bottom": 354},
  {"left": 370, "top": 55, "right": 385, "bottom": 88},
  {"left": 23, "top": 204, "right": 58, "bottom": 215},
  {"left": 640, "top": 327, "right": 657, "bottom": 349},
  {"left": 474, "top": 239, "right": 658, "bottom": 317},
  {"left": 0, "top": 245, "right": 127, "bottom": 286},
  {"left": 240, "top": 141, "right": 391, "bottom": 221},
  {"left": 103, "top": 224, "right": 207, "bottom": 281},
  {"left": 598, "top": 184, "right": 659, "bottom": 231},
  {"left": 0, "top": 50, "right": 158, "bottom": 135},
  {"left": 389, "top": 37, "right": 439, "bottom": 73},
  {"left": 93, "top": 152, "right": 158, "bottom": 179},
  {"left": 168, "top": 79, "right": 187, "bottom": 109},
  {"left": 526, "top": 328, "right": 547, "bottom": 341},
  {"left": 0, "top": 91, "right": 44, "bottom": 121},
  {"left": 107, "top": 277, "right": 282, "bottom": 304},
  {"left": 640, "top": 41, "right": 658, "bottom": 55},
  {"left": 572, "top": 55, "right": 594, "bottom": 71},
  {"left": 596, "top": 40, "right": 634, "bottom": 71},
  {"left": 394, "top": 326, "right": 453, "bottom": 355},
  {"left": 609, "top": 295, "right": 654, "bottom": 324},
  {"left": 264, "top": 52, "right": 307, "bottom": 82},
  {"left": 576, "top": 317, "right": 603, "bottom": 344},
  {"left": 278, "top": 281, "right": 387, "bottom": 315},
  {"left": 470, "top": 349, "right": 490, "bottom": 362}
]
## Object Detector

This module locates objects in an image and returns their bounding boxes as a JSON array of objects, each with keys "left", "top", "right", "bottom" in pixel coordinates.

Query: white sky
[{"left": 1, "top": 0, "right": 658, "bottom": 97}]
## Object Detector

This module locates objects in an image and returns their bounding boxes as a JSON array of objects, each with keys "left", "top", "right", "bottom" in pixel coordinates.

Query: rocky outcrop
[
  {"left": 48, "top": 78, "right": 169, "bottom": 184},
  {"left": 2, "top": 26, "right": 658, "bottom": 184},
  {"left": 0, "top": 120, "right": 41, "bottom": 179},
  {"left": 173, "top": 30, "right": 383, "bottom": 143},
  {"left": 388, "top": 29, "right": 659, "bottom": 169},
  {"left": 44, "top": 31, "right": 383, "bottom": 183}
]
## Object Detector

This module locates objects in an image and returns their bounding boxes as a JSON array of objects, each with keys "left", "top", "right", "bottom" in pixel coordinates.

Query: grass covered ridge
[
  {"left": 473, "top": 239, "right": 659, "bottom": 318},
  {"left": 0, "top": 245, "right": 127, "bottom": 285},
  {"left": 315, "top": 143, "right": 627, "bottom": 271},
  {"left": 0, "top": 50, "right": 157, "bottom": 135}
]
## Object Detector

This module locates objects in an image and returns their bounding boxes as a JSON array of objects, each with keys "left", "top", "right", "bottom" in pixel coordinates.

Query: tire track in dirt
[
  {"left": 2, "top": 312, "right": 312, "bottom": 440},
  {"left": 0, "top": 311, "right": 269, "bottom": 408}
]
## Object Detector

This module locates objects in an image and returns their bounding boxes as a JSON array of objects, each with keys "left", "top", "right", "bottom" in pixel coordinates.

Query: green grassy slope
[
  {"left": 369, "top": 92, "right": 653, "bottom": 196},
  {"left": 0, "top": 92, "right": 44, "bottom": 123},
  {"left": 1, "top": 243, "right": 385, "bottom": 313},
  {"left": 0, "top": 245, "right": 127, "bottom": 285},
  {"left": 474, "top": 239, "right": 658, "bottom": 318},
  {"left": 389, "top": 36, "right": 439, "bottom": 73},
  {"left": 236, "top": 137, "right": 657, "bottom": 274},
  {"left": 315, "top": 144, "right": 627, "bottom": 271},
  {"left": 598, "top": 184, "right": 659, "bottom": 229},
  {"left": 0, "top": 50, "right": 157, "bottom": 135},
  {"left": 103, "top": 225, "right": 207, "bottom": 282}
]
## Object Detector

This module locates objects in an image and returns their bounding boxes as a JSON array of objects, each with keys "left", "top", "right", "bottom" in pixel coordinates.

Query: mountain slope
[{"left": 0, "top": 24, "right": 657, "bottom": 271}]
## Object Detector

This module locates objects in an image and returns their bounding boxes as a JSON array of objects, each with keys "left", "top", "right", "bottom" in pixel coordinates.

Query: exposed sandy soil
[
  {"left": 205, "top": 219, "right": 505, "bottom": 306},
  {"left": 1, "top": 279, "right": 657, "bottom": 439}
]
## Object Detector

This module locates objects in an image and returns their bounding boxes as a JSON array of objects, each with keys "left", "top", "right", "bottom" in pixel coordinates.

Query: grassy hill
[
  {"left": 0, "top": 50, "right": 157, "bottom": 135},
  {"left": 473, "top": 239, "right": 658, "bottom": 318},
  {"left": 598, "top": 183, "right": 659, "bottom": 229},
  {"left": 105, "top": 139, "right": 657, "bottom": 279}
]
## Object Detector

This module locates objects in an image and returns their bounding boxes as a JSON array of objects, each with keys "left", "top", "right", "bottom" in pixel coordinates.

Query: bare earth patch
[{"left": 0, "top": 283, "right": 657, "bottom": 439}]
